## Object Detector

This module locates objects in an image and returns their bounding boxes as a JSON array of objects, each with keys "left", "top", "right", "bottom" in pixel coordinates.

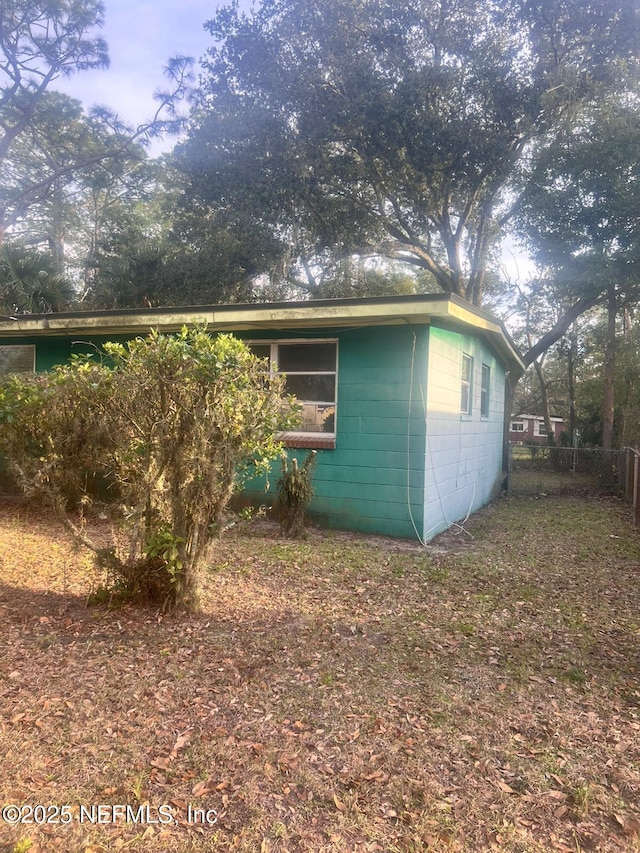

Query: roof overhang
[{"left": 0, "top": 293, "right": 526, "bottom": 375}]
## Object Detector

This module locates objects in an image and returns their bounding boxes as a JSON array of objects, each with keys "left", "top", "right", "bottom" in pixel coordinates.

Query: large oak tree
[
  {"left": 176, "top": 0, "right": 639, "bottom": 320},
  {"left": 514, "top": 98, "right": 640, "bottom": 445}
]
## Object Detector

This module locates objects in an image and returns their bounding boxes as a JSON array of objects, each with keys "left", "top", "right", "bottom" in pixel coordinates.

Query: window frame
[
  {"left": 0, "top": 344, "right": 35, "bottom": 374},
  {"left": 480, "top": 363, "right": 491, "bottom": 418},
  {"left": 510, "top": 420, "right": 525, "bottom": 432},
  {"left": 534, "top": 420, "right": 549, "bottom": 437},
  {"left": 460, "top": 352, "right": 473, "bottom": 416},
  {"left": 247, "top": 338, "right": 338, "bottom": 449}
]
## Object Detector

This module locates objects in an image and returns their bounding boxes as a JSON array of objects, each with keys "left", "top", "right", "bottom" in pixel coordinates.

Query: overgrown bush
[
  {"left": 0, "top": 328, "right": 300, "bottom": 609},
  {"left": 278, "top": 450, "right": 317, "bottom": 537}
]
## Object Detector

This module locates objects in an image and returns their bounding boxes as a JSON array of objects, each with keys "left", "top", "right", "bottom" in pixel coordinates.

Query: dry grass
[{"left": 1, "top": 492, "right": 640, "bottom": 852}]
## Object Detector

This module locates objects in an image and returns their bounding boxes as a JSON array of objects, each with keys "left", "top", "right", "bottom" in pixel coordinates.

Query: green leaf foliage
[
  {"left": 0, "top": 242, "right": 76, "bottom": 313},
  {"left": 175, "top": 0, "right": 640, "bottom": 306},
  {"left": 277, "top": 450, "right": 317, "bottom": 538},
  {"left": 0, "top": 328, "right": 300, "bottom": 609}
]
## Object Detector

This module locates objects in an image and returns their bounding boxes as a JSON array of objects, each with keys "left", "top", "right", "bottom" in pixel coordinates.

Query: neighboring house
[
  {"left": 0, "top": 294, "right": 524, "bottom": 541},
  {"left": 509, "top": 414, "right": 565, "bottom": 445}
]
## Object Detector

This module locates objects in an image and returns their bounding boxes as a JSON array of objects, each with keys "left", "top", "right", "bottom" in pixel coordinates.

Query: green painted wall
[
  {"left": 241, "top": 324, "right": 429, "bottom": 538},
  {"left": 2, "top": 334, "right": 137, "bottom": 371},
  {"left": 3, "top": 326, "right": 430, "bottom": 539}
]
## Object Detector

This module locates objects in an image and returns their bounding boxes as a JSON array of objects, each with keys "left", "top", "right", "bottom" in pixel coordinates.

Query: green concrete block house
[{"left": 0, "top": 294, "right": 524, "bottom": 541}]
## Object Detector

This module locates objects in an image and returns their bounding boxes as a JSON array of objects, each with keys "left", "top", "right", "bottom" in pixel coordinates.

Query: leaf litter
[{"left": 0, "top": 492, "right": 639, "bottom": 852}]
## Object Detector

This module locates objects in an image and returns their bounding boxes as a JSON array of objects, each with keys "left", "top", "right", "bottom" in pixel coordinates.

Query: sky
[
  {"left": 58, "top": 0, "right": 222, "bottom": 149},
  {"left": 56, "top": 0, "right": 534, "bottom": 281}
]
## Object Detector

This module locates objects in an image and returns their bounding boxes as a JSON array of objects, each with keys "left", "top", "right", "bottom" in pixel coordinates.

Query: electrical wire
[{"left": 406, "top": 330, "right": 477, "bottom": 545}]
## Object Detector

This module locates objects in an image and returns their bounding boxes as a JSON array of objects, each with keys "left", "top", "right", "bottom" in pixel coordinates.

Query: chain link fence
[
  {"left": 620, "top": 447, "right": 640, "bottom": 527},
  {"left": 508, "top": 443, "right": 640, "bottom": 526},
  {"left": 508, "top": 445, "right": 623, "bottom": 497}
]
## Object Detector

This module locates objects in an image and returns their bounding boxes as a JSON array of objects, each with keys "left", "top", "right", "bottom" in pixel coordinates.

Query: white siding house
[{"left": 423, "top": 326, "right": 506, "bottom": 539}]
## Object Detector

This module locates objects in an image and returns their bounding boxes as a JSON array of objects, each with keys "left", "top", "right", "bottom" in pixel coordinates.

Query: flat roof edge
[{"left": 0, "top": 293, "right": 525, "bottom": 371}]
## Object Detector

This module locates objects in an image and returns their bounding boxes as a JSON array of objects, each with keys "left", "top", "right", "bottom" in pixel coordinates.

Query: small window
[
  {"left": 248, "top": 344, "right": 271, "bottom": 361},
  {"left": 510, "top": 421, "right": 525, "bottom": 432},
  {"left": 480, "top": 364, "right": 490, "bottom": 417},
  {"left": 535, "top": 421, "right": 549, "bottom": 437},
  {"left": 460, "top": 353, "right": 473, "bottom": 415},
  {"left": 248, "top": 339, "right": 337, "bottom": 446},
  {"left": 0, "top": 345, "right": 35, "bottom": 374}
]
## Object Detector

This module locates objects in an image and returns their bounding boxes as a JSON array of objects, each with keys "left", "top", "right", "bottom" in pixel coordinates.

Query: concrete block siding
[
  {"left": 245, "top": 322, "right": 506, "bottom": 541},
  {"left": 243, "top": 324, "right": 429, "bottom": 539},
  {"left": 0, "top": 295, "right": 523, "bottom": 541},
  {"left": 423, "top": 325, "right": 505, "bottom": 538},
  {"left": 22, "top": 321, "right": 506, "bottom": 540}
]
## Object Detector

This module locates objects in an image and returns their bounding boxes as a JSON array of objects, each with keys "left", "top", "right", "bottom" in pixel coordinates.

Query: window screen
[{"left": 0, "top": 345, "right": 35, "bottom": 374}]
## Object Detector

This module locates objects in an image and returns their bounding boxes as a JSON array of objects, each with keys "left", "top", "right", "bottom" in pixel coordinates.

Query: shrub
[
  {"left": 277, "top": 450, "right": 317, "bottom": 537},
  {"left": 0, "top": 328, "right": 300, "bottom": 609}
]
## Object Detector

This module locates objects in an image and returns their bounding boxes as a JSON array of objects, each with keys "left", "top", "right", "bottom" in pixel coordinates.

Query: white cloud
[{"left": 57, "top": 0, "right": 216, "bottom": 131}]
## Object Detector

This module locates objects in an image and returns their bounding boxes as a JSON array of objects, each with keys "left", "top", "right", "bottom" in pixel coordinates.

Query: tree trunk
[
  {"left": 567, "top": 331, "right": 577, "bottom": 444},
  {"left": 525, "top": 303, "right": 554, "bottom": 445},
  {"left": 522, "top": 293, "right": 601, "bottom": 368},
  {"left": 601, "top": 284, "right": 617, "bottom": 450},
  {"left": 619, "top": 307, "right": 633, "bottom": 447},
  {"left": 48, "top": 179, "right": 66, "bottom": 275},
  {"left": 532, "top": 357, "right": 555, "bottom": 445}
]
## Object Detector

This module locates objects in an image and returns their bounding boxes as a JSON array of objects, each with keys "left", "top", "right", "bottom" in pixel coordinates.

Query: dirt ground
[{"left": 1, "top": 492, "right": 639, "bottom": 852}]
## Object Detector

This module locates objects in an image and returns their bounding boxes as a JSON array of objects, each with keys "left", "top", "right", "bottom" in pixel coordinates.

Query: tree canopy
[
  {"left": 0, "top": 241, "right": 75, "bottom": 312},
  {"left": 0, "top": 0, "right": 109, "bottom": 164},
  {"left": 511, "top": 96, "right": 640, "bottom": 444},
  {"left": 1, "top": 0, "right": 640, "bottom": 451},
  {"left": 0, "top": 0, "right": 193, "bottom": 245},
  {"left": 175, "top": 0, "right": 640, "bottom": 307}
]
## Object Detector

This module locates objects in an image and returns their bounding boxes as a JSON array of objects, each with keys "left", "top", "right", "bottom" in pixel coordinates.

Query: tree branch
[{"left": 522, "top": 292, "right": 603, "bottom": 367}]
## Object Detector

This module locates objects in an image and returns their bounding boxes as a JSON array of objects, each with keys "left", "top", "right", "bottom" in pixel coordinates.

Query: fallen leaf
[
  {"left": 333, "top": 794, "right": 346, "bottom": 812},
  {"left": 192, "top": 779, "right": 213, "bottom": 797},
  {"left": 547, "top": 790, "right": 567, "bottom": 801},
  {"left": 363, "top": 770, "right": 387, "bottom": 782},
  {"left": 625, "top": 817, "right": 640, "bottom": 837},
  {"left": 172, "top": 731, "right": 192, "bottom": 753},
  {"left": 496, "top": 780, "right": 517, "bottom": 794}
]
